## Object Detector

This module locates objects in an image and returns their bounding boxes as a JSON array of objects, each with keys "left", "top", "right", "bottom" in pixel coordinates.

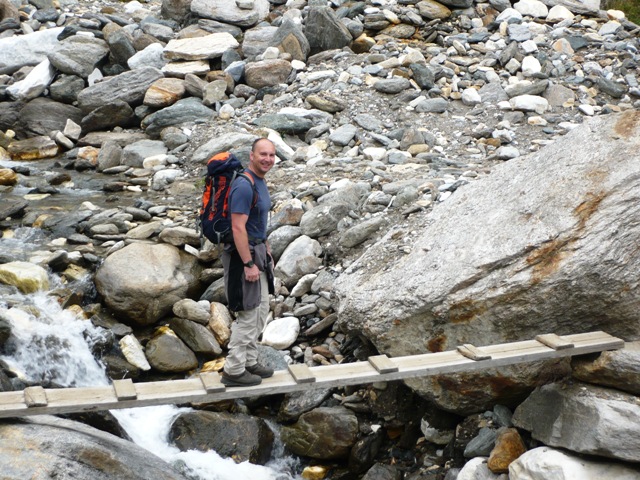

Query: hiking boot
[
  {"left": 221, "top": 370, "right": 262, "bottom": 387},
  {"left": 246, "top": 363, "right": 274, "bottom": 378}
]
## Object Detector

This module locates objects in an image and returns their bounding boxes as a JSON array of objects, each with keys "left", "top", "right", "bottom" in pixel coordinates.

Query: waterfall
[{"left": 0, "top": 271, "right": 300, "bottom": 480}]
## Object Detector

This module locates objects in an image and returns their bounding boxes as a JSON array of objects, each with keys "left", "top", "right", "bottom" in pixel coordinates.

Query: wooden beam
[
  {"left": 368, "top": 355, "right": 399, "bottom": 374},
  {"left": 457, "top": 344, "right": 491, "bottom": 361},
  {"left": 199, "top": 372, "right": 225, "bottom": 393},
  {"left": 288, "top": 364, "right": 316, "bottom": 383},
  {"left": 24, "top": 386, "right": 48, "bottom": 407},
  {"left": 535, "top": 333, "right": 574, "bottom": 350},
  {"left": 0, "top": 331, "right": 624, "bottom": 419},
  {"left": 112, "top": 379, "right": 137, "bottom": 401}
]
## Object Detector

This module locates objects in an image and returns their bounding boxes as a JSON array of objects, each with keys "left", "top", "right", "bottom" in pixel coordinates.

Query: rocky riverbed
[{"left": 1, "top": 0, "right": 640, "bottom": 478}]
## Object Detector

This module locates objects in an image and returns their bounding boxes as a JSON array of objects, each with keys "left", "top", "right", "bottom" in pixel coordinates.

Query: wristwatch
[{"left": 243, "top": 260, "right": 255, "bottom": 268}]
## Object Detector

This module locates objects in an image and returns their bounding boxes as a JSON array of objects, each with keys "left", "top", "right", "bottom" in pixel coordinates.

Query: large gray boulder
[
  {"left": 0, "top": 27, "right": 64, "bottom": 75},
  {"left": 14, "top": 98, "right": 83, "bottom": 139},
  {"left": 191, "top": 0, "right": 270, "bottom": 28},
  {"left": 169, "top": 411, "right": 274, "bottom": 464},
  {"left": 280, "top": 406, "right": 358, "bottom": 459},
  {"left": 48, "top": 35, "right": 110, "bottom": 78},
  {"left": 0, "top": 415, "right": 188, "bottom": 480},
  {"left": 572, "top": 341, "right": 640, "bottom": 395},
  {"left": 513, "top": 381, "right": 640, "bottom": 463},
  {"left": 77, "top": 67, "right": 164, "bottom": 113},
  {"left": 95, "top": 243, "right": 202, "bottom": 326},
  {"left": 334, "top": 111, "right": 640, "bottom": 412}
]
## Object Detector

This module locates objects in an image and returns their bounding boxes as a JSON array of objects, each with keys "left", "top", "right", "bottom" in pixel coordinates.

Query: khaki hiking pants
[{"left": 223, "top": 271, "right": 270, "bottom": 376}]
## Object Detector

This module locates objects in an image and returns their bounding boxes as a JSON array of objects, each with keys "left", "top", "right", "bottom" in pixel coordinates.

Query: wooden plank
[
  {"left": 0, "top": 331, "right": 626, "bottom": 419},
  {"left": 112, "top": 379, "right": 137, "bottom": 401},
  {"left": 568, "top": 331, "right": 624, "bottom": 349},
  {"left": 535, "top": 333, "right": 574, "bottom": 350},
  {"left": 368, "top": 355, "right": 399, "bottom": 374},
  {"left": 199, "top": 372, "right": 225, "bottom": 393},
  {"left": 24, "top": 386, "right": 48, "bottom": 407},
  {"left": 457, "top": 344, "right": 492, "bottom": 361},
  {"left": 288, "top": 364, "right": 316, "bottom": 383}
]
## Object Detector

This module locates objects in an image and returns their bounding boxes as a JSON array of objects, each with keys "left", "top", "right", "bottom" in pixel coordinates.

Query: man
[{"left": 221, "top": 138, "right": 276, "bottom": 387}]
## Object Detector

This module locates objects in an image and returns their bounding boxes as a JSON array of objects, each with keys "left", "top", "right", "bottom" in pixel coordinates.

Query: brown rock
[
  {"left": 143, "top": 77, "right": 186, "bottom": 107},
  {"left": 488, "top": 427, "right": 527, "bottom": 473},
  {"left": 0, "top": 168, "right": 17, "bottom": 186},
  {"left": 8, "top": 136, "right": 58, "bottom": 160},
  {"left": 244, "top": 59, "right": 292, "bottom": 89}
]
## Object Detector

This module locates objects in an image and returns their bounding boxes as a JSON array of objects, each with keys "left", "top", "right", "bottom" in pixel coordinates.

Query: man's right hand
[{"left": 244, "top": 264, "right": 260, "bottom": 282}]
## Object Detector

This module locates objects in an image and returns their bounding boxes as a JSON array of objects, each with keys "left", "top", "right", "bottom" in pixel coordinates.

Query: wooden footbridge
[{"left": 0, "top": 331, "right": 624, "bottom": 418}]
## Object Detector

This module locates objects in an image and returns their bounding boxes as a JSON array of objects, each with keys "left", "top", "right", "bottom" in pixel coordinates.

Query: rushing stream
[{"left": 0, "top": 233, "right": 301, "bottom": 480}]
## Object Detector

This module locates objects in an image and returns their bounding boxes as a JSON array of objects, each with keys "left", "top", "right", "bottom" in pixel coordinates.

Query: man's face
[{"left": 249, "top": 139, "right": 276, "bottom": 177}]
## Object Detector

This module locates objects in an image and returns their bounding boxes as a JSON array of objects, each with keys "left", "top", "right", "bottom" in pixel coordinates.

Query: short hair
[{"left": 252, "top": 137, "right": 274, "bottom": 152}]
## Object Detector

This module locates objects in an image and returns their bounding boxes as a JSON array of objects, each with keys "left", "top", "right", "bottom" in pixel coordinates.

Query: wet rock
[
  {"left": 15, "top": 97, "right": 83, "bottom": 139},
  {"left": 169, "top": 410, "right": 274, "bottom": 464},
  {"left": 278, "top": 388, "right": 333, "bottom": 423},
  {"left": 281, "top": 406, "right": 358, "bottom": 459},
  {"left": 169, "top": 317, "right": 222, "bottom": 356},
  {"left": 81, "top": 100, "right": 136, "bottom": 133},
  {"left": 0, "top": 415, "right": 189, "bottom": 480},
  {"left": 145, "top": 326, "right": 199, "bottom": 372},
  {"left": 8, "top": 136, "right": 59, "bottom": 160},
  {"left": 0, "top": 261, "right": 49, "bottom": 293}
]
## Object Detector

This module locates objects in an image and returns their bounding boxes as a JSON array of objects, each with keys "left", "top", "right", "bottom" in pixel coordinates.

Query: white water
[{"left": 0, "top": 279, "right": 300, "bottom": 480}]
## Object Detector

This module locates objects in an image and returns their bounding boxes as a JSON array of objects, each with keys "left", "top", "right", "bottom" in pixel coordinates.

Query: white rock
[
  {"left": 63, "top": 119, "right": 82, "bottom": 141},
  {"left": 579, "top": 104, "right": 595, "bottom": 116},
  {"left": 290, "top": 274, "right": 318, "bottom": 297},
  {"left": 607, "top": 9, "right": 626, "bottom": 21},
  {"left": 527, "top": 116, "right": 547, "bottom": 126},
  {"left": 261, "top": 316, "right": 300, "bottom": 350},
  {"left": 521, "top": 55, "right": 542, "bottom": 77},
  {"left": 151, "top": 169, "right": 182, "bottom": 191},
  {"left": 6, "top": 58, "right": 55, "bottom": 101},
  {"left": 457, "top": 457, "right": 501, "bottom": 480},
  {"left": 363, "top": 147, "right": 387, "bottom": 162},
  {"left": 496, "top": 8, "right": 522, "bottom": 23},
  {"left": 598, "top": 21, "right": 622, "bottom": 36},
  {"left": 514, "top": 0, "right": 548, "bottom": 18},
  {"left": 510, "top": 447, "right": 640, "bottom": 480},
  {"left": 262, "top": 46, "right": 280, "bottom": 60},
  {"left": 496, "top": 146, "right": 520, "bottom": 160},
  {"left": 521, "top": 39, "right": 538, "bottom": 53},
  {"left": 143, "top": 154, "right": 169, "bottom": 169},
  {"left": 128, "top": 43, "right": 167, "bottom": 70},
  {"left": 164, "top": 33, "right": 240, "bottom": 61},
  {"left": 291, "top": 59, "right": 306, "bottom": 70},
  {"left": 119, "top": 334, "right": 152, "bottom": 371},
  {"left": 509, "top": 94, "right": 549, "bottom": 114},
  {"left": 218, "top": 103, "right": 235, "bottom": 120},
  {"left": 546, "top": 5, "right": 574, "bottom": 23},
  {"left": 461, "top": 87, "right": 481, "bottom": 106}
]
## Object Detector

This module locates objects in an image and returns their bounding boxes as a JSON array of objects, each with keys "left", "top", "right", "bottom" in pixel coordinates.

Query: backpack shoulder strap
[{"left": 236, "top": 170, "right": 259, "bottom": 208}]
